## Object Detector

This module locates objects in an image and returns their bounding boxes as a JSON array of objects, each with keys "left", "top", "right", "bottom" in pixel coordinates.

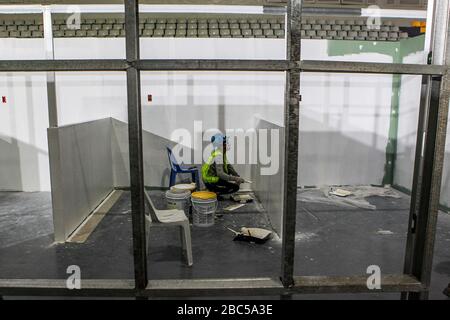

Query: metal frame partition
[{"left": 0, "top": 0, "right": 449, "bottom": 299}]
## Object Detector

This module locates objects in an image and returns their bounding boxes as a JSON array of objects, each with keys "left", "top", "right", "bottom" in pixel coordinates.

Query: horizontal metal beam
[
  {"left": 302, "top": 7, "right": 361, "bottom": 16},
  {"left": 292, "top": 275, "right": 424, "bottom": 294},
  {"left": 0, "top": 279, "right": 135, "bottom": 297},
  {"left": 145, "top": 278, "right": 284, "bottom": 297},
  {"left": 0, "top": 275, "right": 423, "bottom": 297},
  {"left": 300, "top": 60, "right": 447, "bottom": 76},
  {"left": 137, "top": 59, "right": 293, "bottom": 71},
  {"left": 0, "top": 1, "right": 278, "bottom": 8},
  {"left": 0, "top": 278, "right": 284, "bottom": 297},
  {"left": 0, "top": 59, "right": 293, "bottom": 72},
  {"left": 0, "top": 60, "right": 128, "bottom": 72},
  {"left": 0, "top": 59, "right": 447, "bottom": 75}
]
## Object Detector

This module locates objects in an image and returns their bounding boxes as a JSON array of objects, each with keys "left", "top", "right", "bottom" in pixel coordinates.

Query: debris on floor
[
  {"left": 224, "top": 203, "right": 246, "bottom": 212},
  {"left": 227, "top": 227, "right": 272, "bottom": 244},
  {"left": 377, "top": 230, "right": 395, "bottom": 235},
  {"left": 231, "top": 194, "right": 254, "bottom": 203},
  {"left": 271, "top": 231, "right": 317, "bottom": 243},
  {"left": 298, "top": 185, "right": 401, "bottom": 210},
  {"left": 329, "top": 188, "right": 353, "bottom": 197}
]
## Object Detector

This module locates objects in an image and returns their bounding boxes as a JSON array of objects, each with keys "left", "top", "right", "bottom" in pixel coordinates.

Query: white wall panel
[
  {"left": 50, "top": 118, "right": 114, "bottom": 241},
  {"left": 0, "top": 39, "right": 49, "bottom": 191}
]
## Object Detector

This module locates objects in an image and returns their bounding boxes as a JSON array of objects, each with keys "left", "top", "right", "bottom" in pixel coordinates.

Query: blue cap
[{"left": 211, "top": 133, "right": 225, "bottom": 148}]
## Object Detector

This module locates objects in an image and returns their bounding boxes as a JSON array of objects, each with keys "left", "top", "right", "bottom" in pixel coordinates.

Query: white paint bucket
[
  {"left": 191, "top": 191, "right": 218, "bottom": 227},
  {"left": 170, "top": 183, "right": 196, "bottom": 193},
  {"left": 165, "top": 189, "right": 191, "bottom": 216}
]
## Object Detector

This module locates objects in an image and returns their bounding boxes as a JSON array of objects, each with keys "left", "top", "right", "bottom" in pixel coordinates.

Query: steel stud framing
[{"left": 0, "top": 0, "right": 449, "bottom": 299}]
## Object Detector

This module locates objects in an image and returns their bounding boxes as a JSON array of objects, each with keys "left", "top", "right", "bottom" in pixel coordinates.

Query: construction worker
[{"left": 202, "top": 133, "right": 245, "bottom": 197}]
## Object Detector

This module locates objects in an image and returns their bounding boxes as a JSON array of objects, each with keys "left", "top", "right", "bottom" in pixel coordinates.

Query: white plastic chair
[{"left": 144, "top": 191, "right": 193, "bottom": 266}]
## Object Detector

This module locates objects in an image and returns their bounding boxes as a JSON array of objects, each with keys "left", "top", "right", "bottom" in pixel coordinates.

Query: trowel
[{"left": 227, "top": 227, "right": 273, "bottom": 244}]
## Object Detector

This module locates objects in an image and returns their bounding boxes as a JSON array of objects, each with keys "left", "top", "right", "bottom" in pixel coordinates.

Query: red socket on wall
[
  {"left": 1, "top": 96, "right": 6, "bottom": 104},
  {"left": 147, "top": 94, "right": 152, "bottom": 102}
]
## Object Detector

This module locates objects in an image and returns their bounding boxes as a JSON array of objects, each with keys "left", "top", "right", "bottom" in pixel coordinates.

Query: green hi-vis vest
[{"left": 202, "top": 149, "right": 228, "bottom": 184}]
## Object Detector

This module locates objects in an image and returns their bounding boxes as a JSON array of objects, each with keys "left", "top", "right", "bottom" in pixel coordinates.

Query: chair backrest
[
  {"left": 166, "top": 146, "right": 181, "bottom": 171},
  {"left": 144, "top": 191, "right": 161, "bottom": 223}
]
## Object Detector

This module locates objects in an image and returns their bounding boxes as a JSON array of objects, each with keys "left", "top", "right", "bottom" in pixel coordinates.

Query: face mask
[{"left": 223, "top": 138, "right": 230, "bottom": 151}]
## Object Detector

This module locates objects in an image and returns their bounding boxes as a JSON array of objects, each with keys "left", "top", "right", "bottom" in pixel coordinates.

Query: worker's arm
[
  {"left": 227, "top": 163, "right": 239, "bottom": 177},
  {"left": 215, "top": 156, "right": 243, "bottom": 183}
]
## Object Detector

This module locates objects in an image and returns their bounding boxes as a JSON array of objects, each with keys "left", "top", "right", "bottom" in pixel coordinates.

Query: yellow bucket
[
  {"left": 191, "top": 191, "right": 217, "bottom": 200},
  {"left": 191, "top": 191, "right": 217, "bottom": 227}
]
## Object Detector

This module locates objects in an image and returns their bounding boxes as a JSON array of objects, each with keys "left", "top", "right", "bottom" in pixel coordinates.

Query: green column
[
  {"left": 382, "top": 36, "right": 425, "bottom": 185},
  {"left": 327, "top": 37, "right": 425, "bottom": 186},
  {"left": 382, "top": 64, "right": 401, "bottom": 185}
]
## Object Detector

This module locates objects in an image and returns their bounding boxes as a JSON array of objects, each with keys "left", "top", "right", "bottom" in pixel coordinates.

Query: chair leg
[
  {"left": 191, "top": 170, "right": 200, "bottom": 190},
  {"left": 180, "top": 226, "right": 186, "bottom": 252},
  {"left": 181, "top": 222, "right": 193, "bottom": 266},
  {"left": 145, "top": 219, "right": 151, "bottom": 250},
  {"left": 169, "top": 170, "right": 177, "bottom": 188}
]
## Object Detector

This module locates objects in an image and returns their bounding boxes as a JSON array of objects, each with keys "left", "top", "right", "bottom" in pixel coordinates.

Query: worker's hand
[{"left": 234, "top": 177, "right": 246, "bottom": 185}]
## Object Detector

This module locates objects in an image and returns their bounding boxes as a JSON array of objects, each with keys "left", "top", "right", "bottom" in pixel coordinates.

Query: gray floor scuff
[{"left": 298, "top": 185, "right": 401, "bottom": 210}]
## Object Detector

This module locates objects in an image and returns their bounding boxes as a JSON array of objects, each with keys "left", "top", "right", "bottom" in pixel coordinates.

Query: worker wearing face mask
[{"left": 202, "top": 133, "right": 245, "bottom": 197}]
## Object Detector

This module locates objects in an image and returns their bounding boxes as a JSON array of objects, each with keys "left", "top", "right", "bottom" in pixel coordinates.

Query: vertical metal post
[
  {"left": 125, "top": 0, "right": 148, "bottom": 291},
  {"left": 281, "top": 0, "right": 302, "bottom": 287},
  {"left": 404, "top": 76, "right": 445, "bottom": 300},
  {"left": 402, "top": 75, "right": 431, "bottom": 292},
  {"left": 43, "top": 6, "right": 57, "bottom": 127},
  {"left": 44, "top": 6, "right": 66, "bottom": 242},
  {"left": 403, "top": 0, "right": 450, "bottom": 300}
]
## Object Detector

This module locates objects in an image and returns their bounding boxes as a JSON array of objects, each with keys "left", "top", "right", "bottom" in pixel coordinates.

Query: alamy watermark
[
  {"left": 66, "top": 5, "right": 81, "bottom": 30},
  {"left": 367, "top": 265, "right": 382, "bottom": 290},
  {"left": 366, "top": 5, "right": 382, "bottom": 31},
  {"left": 66, "top": 265, "right": 81, "bottom": 290},
  {"left": 170, "top": 121, "right": 280, "bottom": 176}
]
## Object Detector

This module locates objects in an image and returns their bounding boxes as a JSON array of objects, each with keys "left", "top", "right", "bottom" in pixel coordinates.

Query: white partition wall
[
  {"left": 0, "top": 37, "right": 49, "bottom": 192},
  {"left": 252, "top": 118, "right": 284, "bottom": 235},
  {"left": 394, "top": 51, "right": 427, "bottom": 192},
  {"left": 49, "top": 118, "right": 115, "bottom": 241},
  {"left": 299, "top": 40, "right": 395, "bottom": 187}
]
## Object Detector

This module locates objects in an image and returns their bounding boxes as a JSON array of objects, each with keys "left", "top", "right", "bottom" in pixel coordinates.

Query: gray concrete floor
[
  {"left": 0, "top": 189, "right": 449, "bottom": 299},
  {"left": 294, "top": 188, "right": 450, "bottom": 300}
]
